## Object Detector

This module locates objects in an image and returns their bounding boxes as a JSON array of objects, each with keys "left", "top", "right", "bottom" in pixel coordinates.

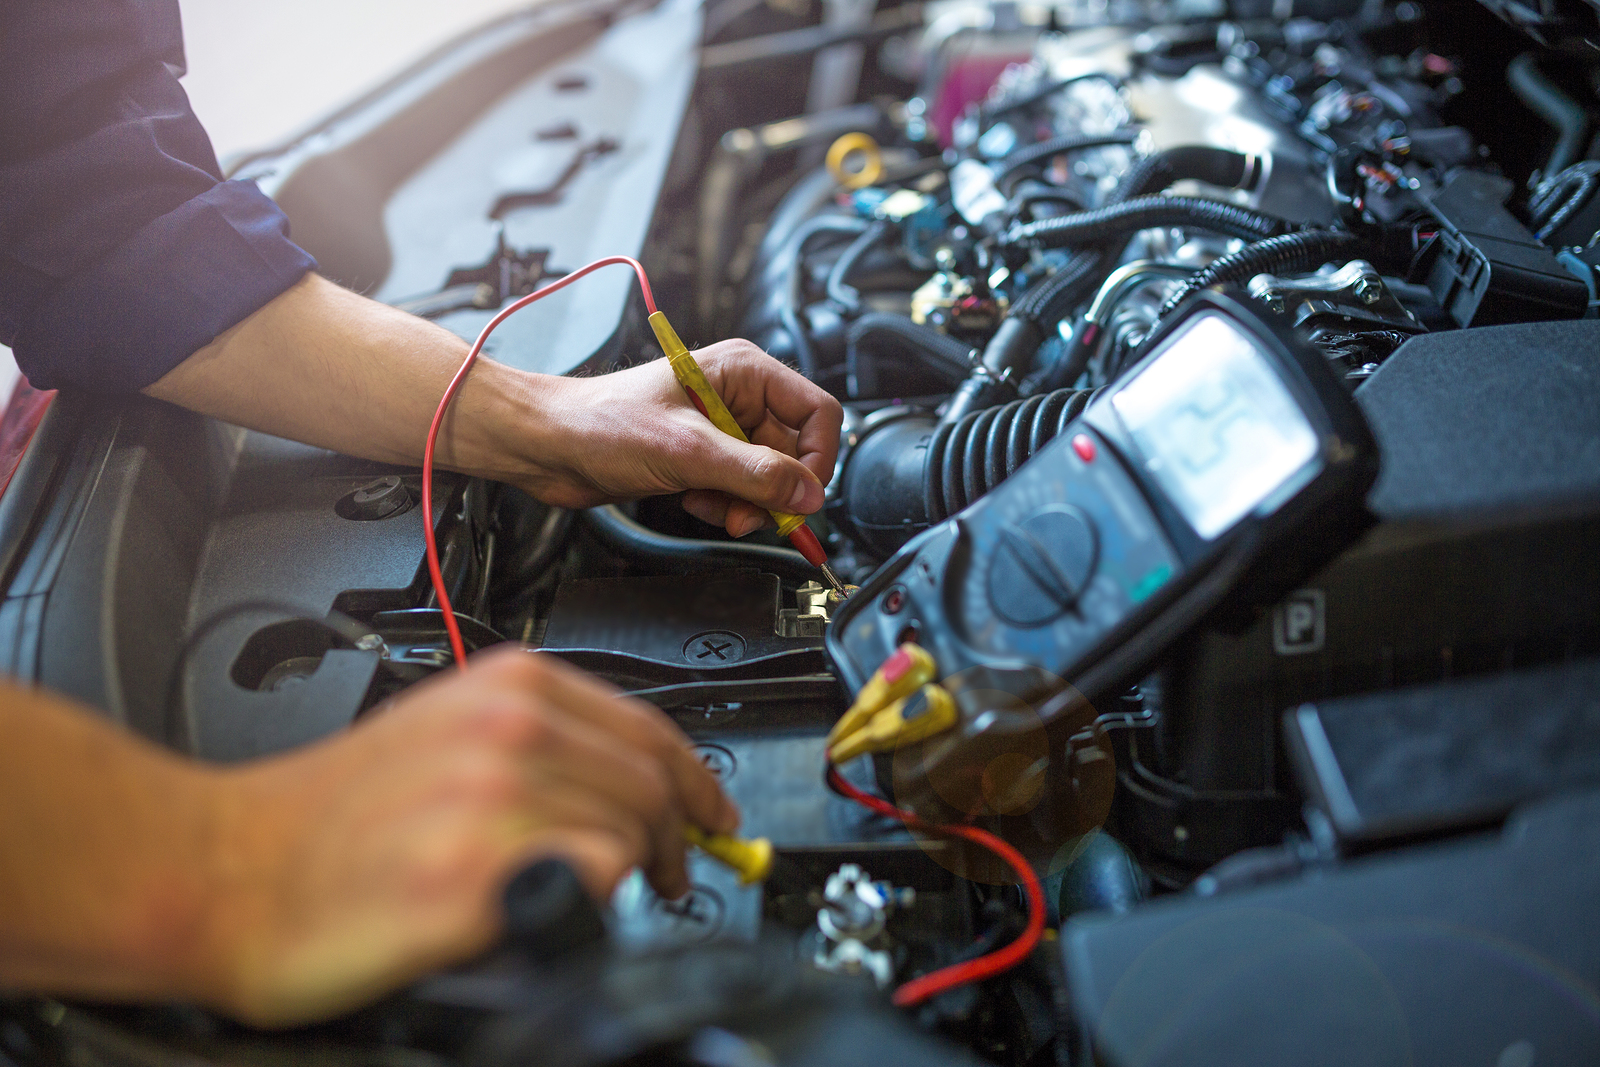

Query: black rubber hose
[
  {"left": 780, "top": 305, "right": 819, "bottom": 380},
  {"left": 924, "top": 388, "right": 1099, "bottom": 521},
  {"left": 992, "top": 130, "right": 1141, "bottom": 193},
  {"left": 1157, "top": 229, "right": 1363, "bottom": 318},
  {"left": 1530, "top": 162, "right": 1600, "bottom": 240},
  {"left": 940, "top": 250, "right": 1107, "bottom": 424},
  {"left": 1005, "top": 195, "right": 1294, "bottom": 249},
  {"left": 495, "top": 506, "right": 575, "bottom": 587},
  {"left": 770, "top": 215, "right": 870, "bottom": 378},
  {"left": 826, "top": 220, "right": 892, "bottom": 312},
  {"left": 846, "top": 313, "right": 976, "bottom": 385},
  {"left": 1011, "top": 186, "right": 1088, "bottom": 216},
  {"left": 1014, "top": 250, "right": 1106, "bottom": 325},
  {"left": 1114, "top": 145, "right": 1257, "bottom": 201},
  {"left": 1508, "top": 53, "right": 1592, "bottom": 179},
  {"left": 490, "top": 506, "right": 575, "bottom": 619},
  {"left": 581, "top": 505, "right": 814, "bottom": 581}
]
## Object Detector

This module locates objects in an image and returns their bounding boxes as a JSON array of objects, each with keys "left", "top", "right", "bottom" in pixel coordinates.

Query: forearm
[
  {"left": 0, "top": 687, "right": 233, "bottom": 1004},
  {"left": 143, "top": 273, "right": 552, "bottom": 487},
  {"left": 145, "top": 271, "right": 842, "bottom": 532}
]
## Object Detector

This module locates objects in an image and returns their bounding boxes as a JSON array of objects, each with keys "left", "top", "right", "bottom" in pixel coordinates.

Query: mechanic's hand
[
  {"left": 521, "top": 339, "right": 843, "bottom": 537},
  {"left": 208, "top": 647, "right": 737, "bottom": 1026}
]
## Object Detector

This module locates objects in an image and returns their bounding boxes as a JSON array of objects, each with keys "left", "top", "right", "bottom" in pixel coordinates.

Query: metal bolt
[
  {"left": 354, "top": 633, "right": 389, "bottom": 658},
  {"left": 1353, "top": 277, "right": 1381, "bottom": 304}
]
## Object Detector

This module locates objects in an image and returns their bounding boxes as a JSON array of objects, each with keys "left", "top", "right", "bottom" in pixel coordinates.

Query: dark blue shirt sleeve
[{"left": 0, "top": 0, "right": 316, "bottom": 393}]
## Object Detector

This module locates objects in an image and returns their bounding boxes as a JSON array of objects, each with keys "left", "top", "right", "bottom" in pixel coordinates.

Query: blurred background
[
  {"left": 2, "top": 0, "right": 536, "bottom": 398},
  {"left": 182, "top": 0, "right": 534, "bottom": 165}
]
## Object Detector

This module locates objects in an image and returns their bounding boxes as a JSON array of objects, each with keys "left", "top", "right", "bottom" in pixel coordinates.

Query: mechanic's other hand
[
  {"left": 522, "top": 339, "right": 843, "bottom": 538},
  {"left": 207, "top": 647, "right": 737, "bottom": 1026}
]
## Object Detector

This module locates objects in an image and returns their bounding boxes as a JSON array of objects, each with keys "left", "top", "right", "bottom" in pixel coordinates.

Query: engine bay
[{"left": 6, "top": 0, "right": 1600, "bottom": 1063}]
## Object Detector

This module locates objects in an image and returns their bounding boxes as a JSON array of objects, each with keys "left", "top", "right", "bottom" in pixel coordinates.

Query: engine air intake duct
[{"left": 839, "top": 388, "right": 1097, "bottom": 557}]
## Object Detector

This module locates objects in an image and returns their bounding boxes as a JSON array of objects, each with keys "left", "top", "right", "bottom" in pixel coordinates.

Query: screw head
[
  {"left": 692, "top": 744, "right": 736, "bottom": 781},
  {"left": 682, "top": 631, "right": 746, "bottom": 664},
  {"left": 650, "top": 884, "right": 725, "bottom": 942},
  {"left": 340, "top": 475, "right": 413, "bottom": 521}
]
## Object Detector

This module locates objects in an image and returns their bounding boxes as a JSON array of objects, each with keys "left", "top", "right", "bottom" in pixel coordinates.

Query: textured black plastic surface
[
  {"left": 1066, "top": 789, "right": 1600, "bottom": 1066},
  {"left": 1286, "top": 657, "right": 1600, "bottom": 843},
  {"left": 0, "top": 394, "right": 468, "bottom": 760},
  {"left": 1359, "top": 319, "right": 1600, "bottom": 518},
  {"left": 239, "top": 0, "right": 701, "bottom": 377},
  {"left": 1164, "top": 320, "right": 1600, "bottom": 783}
]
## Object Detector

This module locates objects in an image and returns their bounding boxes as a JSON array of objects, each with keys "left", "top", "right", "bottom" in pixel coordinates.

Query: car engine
[{"left": 4, "top": 0, "right": 1600, "bottom": 1064}]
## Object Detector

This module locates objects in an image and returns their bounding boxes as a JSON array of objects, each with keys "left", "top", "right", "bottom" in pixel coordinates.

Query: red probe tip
[{"left": 786, "top": 523, "right": 829, "bottom": 568}]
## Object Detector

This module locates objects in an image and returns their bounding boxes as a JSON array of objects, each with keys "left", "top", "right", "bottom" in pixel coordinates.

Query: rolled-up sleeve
[{"left": 0, "top": 0, "right": 316, "bottom": 393}]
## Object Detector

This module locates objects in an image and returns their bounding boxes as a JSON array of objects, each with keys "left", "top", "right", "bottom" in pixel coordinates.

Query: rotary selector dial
[{"left": 986, "top": 505, "right": 1099, "bottom": 626}]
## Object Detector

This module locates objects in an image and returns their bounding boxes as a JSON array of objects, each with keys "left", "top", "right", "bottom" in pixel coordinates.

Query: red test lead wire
[
  {"left": 422, "top": 256, "right": 657, "bottom": 671},
  {"left": 825, "top": 766, "right": 1048, "bottom": 1008}
]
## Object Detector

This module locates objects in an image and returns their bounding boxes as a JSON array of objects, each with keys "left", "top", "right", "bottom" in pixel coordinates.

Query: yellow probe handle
[
  {"left": 827, "top": 683, "right": 959, "bottom": 763},
  {"left": 649, "top": 312, "right": 808, "bottom": 539},
  {"left": 683, "top": 824, "right": 775, "bottom": 885},
  {"left": 826, "top": 642, "right": 939, "bottom": 748}
]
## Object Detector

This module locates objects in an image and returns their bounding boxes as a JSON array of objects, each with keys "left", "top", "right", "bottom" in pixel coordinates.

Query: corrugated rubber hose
[{"left": 924, "top": 387, "right": 1100, "bottom": 521}]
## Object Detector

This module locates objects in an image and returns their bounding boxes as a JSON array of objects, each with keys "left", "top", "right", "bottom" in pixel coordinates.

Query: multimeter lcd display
[{"left": 1111, "top": 311, "right": 1321, "bottom": 540}]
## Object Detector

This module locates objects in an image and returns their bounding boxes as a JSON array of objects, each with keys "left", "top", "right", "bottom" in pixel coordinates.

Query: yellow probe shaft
[{"left": 649, "top": 312, "right": 808, "bottom": 539}]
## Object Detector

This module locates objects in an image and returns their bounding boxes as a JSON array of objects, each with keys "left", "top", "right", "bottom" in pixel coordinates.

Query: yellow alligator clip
[
  {"left": 827, "top": 643, "right": 938, "bottom": 750},
  {"left": 828, "top": 683, "right": 959, "bottom": 764}
]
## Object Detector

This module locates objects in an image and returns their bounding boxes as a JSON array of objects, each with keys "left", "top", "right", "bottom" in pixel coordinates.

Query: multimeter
[{"left": 826, "top": 290, "right": 1379, "bottom": 711}]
